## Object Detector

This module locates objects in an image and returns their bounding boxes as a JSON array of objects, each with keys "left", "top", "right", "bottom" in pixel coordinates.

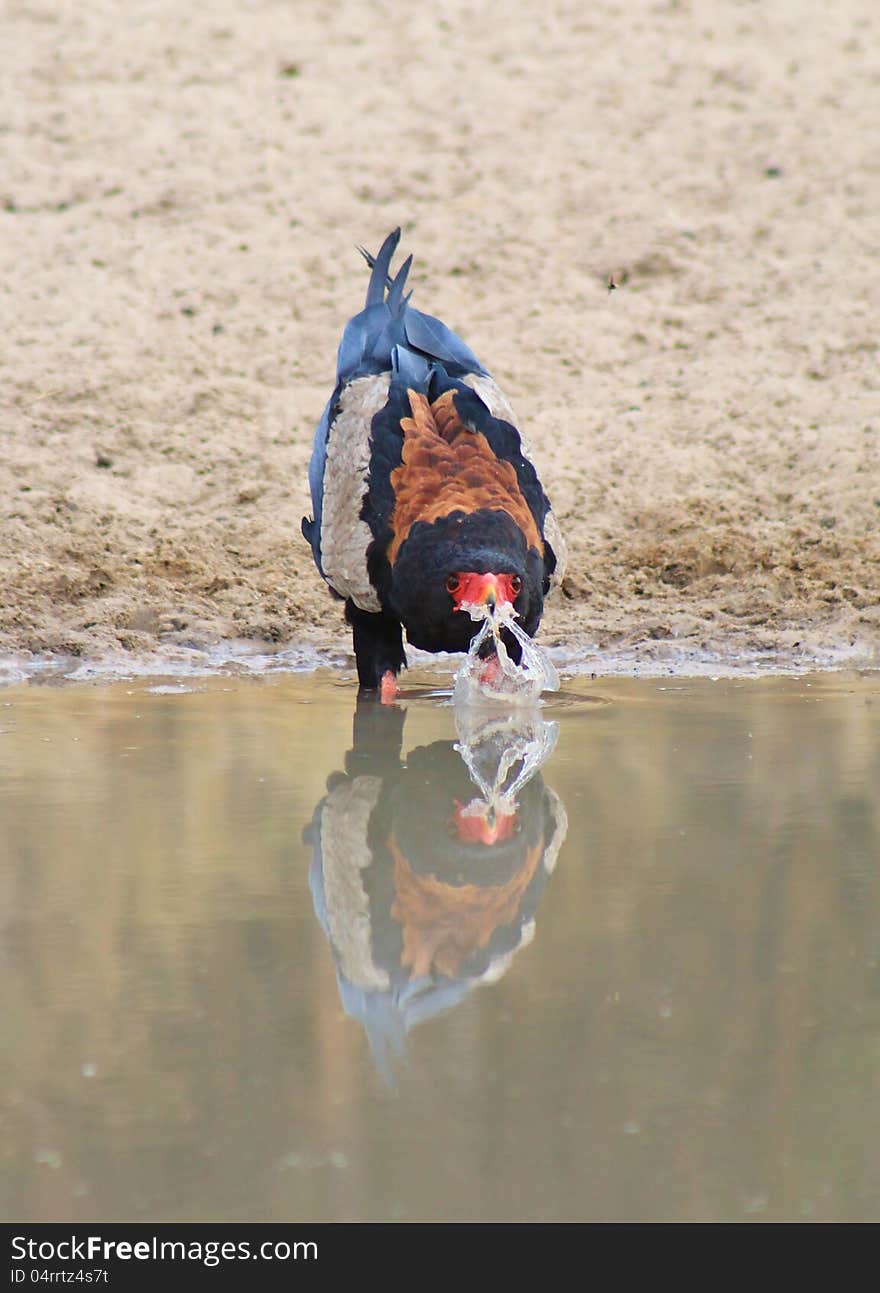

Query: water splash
[
  {"left": 453, "top": 601, "right": 559, "bottom": 704},
  {"left": 453, "top": 704, "right": 559, "bottom": 815}
]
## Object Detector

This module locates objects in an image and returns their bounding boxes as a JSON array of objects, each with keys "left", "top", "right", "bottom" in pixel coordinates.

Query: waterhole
[{"left": 1, "top": 667, "right": 878, "bottom": 1221}]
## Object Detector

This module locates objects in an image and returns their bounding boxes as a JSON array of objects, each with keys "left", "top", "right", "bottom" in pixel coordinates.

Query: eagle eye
[
  {"left": 511, "top": 575, "right": 522, "bottom": 594},
  {"left": 445, "top": 574, "right": 461, "bottom": 594}
]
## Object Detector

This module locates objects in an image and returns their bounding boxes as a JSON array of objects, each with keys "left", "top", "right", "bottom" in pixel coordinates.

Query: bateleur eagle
[{"left": 302, "top": 228, "right": 565, "bottom": 697}]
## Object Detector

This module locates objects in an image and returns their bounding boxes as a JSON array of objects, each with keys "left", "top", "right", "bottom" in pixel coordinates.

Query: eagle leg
[{"left": 345, "top": 600, "right": 406, "bottom": 695}]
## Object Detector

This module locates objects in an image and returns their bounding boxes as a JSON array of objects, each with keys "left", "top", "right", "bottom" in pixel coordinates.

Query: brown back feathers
[{"left": 386, "top": 390, "right": 542, "bottom": 564}]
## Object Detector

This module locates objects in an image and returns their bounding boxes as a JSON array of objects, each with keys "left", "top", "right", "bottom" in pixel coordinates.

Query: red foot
[
  {"left": 478, "top": 656, "right": 503, "bottom": 687},
  {"left": 380, "top": 671, "right": 399, "bottom": 704}
]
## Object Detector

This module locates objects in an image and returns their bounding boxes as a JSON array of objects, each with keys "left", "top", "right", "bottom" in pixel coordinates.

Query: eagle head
[{"left": 386, "top": 509, "right": 546, "bottom": 660}]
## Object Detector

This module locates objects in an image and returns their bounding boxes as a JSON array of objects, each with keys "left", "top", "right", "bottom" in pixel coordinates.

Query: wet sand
[{"left": 3, "top": 1, "right": 879, "bottom": 675}]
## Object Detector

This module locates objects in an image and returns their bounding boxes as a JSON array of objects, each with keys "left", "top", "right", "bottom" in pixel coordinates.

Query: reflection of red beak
[
  {"left": 453, "top": 800, "right": 517, "bottom": 846},
  {"left": 451, "top": 572, "right": 517, "bottom": 614}
]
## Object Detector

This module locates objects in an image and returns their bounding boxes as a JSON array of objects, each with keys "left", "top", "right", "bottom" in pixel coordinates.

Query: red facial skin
[
  {"left": 447, "top": 571, "right": 520, "bottom": 612},
  {"left": 452, "top": 800, "right": 518, "bottom": 846}
]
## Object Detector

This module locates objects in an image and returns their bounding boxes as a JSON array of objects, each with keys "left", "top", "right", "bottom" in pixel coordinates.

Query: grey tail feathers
[
  {"left": 391, "top": 341, "right": 431, "bottom": 392},
  {"left": 358, "top": 228, "right": 413, "bottom": 314}
]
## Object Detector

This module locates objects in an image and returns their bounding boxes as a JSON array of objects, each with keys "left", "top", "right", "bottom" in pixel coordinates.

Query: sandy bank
[{"left": 3, "top": 1, "right": 878, "bottom": 677}]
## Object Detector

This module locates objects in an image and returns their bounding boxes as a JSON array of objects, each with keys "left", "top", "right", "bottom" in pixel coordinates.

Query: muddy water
[{"left": 1, "top": 670, "right": 879, "bottom": 1222}]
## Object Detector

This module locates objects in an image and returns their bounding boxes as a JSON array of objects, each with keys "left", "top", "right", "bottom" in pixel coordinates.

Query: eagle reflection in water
[{"left": 304, "top": 700, "right": 567, "bottom": 1082}]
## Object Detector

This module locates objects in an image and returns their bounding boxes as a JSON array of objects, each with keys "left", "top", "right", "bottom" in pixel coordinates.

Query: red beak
[{"left": 451, "top": 572, "right": 518, "bottom": 612}]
